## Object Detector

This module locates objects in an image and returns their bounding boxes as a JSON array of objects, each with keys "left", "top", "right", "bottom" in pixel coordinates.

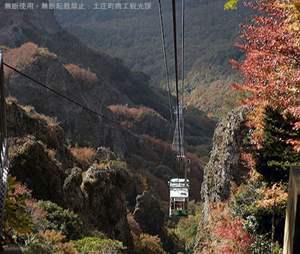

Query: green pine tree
[{"left": 256, "top": 107, "right": 300, "bottom": 182}]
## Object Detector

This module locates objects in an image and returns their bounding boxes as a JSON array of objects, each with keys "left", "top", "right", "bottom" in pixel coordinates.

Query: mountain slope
[
  {"left": 56, "top": 0, "right": 248, "bottom": 84},
  {"left": 55, "top": 0, "right": 250, "bottom": 117},
  {"left": 0, "top": 1, "right": 216, "bottom": 252},
  {"left": 0, "top": 0, "right": 216, "bottom": 203}
]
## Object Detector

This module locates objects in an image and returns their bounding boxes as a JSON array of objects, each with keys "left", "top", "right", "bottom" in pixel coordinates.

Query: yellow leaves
[
  {"left": 289, "top": 21, "right": 300, "bottom": 32},
  {"left": 292, "top": 0, "right": 300, "bottom": 12},
  {"left": 247, "top": 102, "right": 268, "bottom": 148},
  {"left": 248, "top": 169, "right": 264, "bottom": 182},
  {"left": 224, "top": 0, "right": 239, "bottom": 10},
  {"left": 70, "top": 147, "right": 96, "bottom": 165},
  {"left": 39, "top": 230, "right": 66, "bottom": 244},
  {"left": 39, "top": 230, "right": 78, "bottom": 254},
  {"left": 256, "top": 184, "right": 288, "bottom": 209}
]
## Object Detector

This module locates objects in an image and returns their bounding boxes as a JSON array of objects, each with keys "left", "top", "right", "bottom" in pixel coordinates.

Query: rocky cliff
[
  {"left": 6, "top": 98, "right": 134, "bottom": 247},
  {"left": 64, "top": 164, "right": 133, "bottom": 248},
  {"left": 193, "top": 106, "right": 250, "bottom": 253},
  {"left": 201, "top": 106, "right": 249, "bottom": 204},
  {"left": 0, "top": 2, "right": 216, "bottom": 251}
]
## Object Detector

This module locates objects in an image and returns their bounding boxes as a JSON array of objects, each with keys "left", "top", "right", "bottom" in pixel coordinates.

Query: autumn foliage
[
  {"left": 108, "top": 105, "right": 159, "bottom": 121},
  {"left": 4, "top": 43, "right": 39, "bottom": 76},
  {"left": 213, "top": 218, "right": 252, "bottom": 254},
  {"left": 199, "top": 203, "right": 252, "bottom": 254},
  {"left": 70, "top": 146, "right": 96, "bottom": 165},
  {"left": 64, "top": 64, "right": 98, "bottom": 83},
  {"left": 231, "top": 0, "right": 300, "bottom": 150}
]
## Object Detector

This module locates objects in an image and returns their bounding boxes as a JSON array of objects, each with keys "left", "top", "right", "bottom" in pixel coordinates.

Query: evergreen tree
[{"left": 256, "top": 107, "right": 300, "bottom": 182}]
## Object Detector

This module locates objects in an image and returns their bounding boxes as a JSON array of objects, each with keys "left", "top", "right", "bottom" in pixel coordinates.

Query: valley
[{"left": 0, "top": 0, "right": 299, "bottom": 253}]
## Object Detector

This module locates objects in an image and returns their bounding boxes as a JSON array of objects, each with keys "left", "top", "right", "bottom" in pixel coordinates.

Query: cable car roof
[{"left": 169, "top": 178, "right": 190, "bottom": 183}]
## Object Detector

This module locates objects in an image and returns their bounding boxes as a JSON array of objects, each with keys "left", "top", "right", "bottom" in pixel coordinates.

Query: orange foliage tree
[{"left": 231, "top": 0, "right": 300, "bottom": 150}]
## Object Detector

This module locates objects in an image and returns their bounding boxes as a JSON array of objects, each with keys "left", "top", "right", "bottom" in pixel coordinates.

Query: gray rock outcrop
[
  {"left": 193, "top": 106, "right": 250, "bottom": 253},
  {"left": 201, "top": 106, "right": 249, "bottom": 203},
  {"left": 133, "top": 191, "right": 165, "bottom": 236},
  {"left": 63, "top": 163, "right": 133, "bottom": 248}
]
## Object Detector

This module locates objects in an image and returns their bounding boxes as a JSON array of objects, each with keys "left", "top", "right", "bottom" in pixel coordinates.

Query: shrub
[
  {"left": 108, "top": 105, "right": 159, "bottom": 122},
  {"left": 22, "top": 230, "right": 78, "bottom": 254},
  {"left": 38, "top": 201, "right": 83, "bottom": 240},
  {"left": 37, "top": 47, "right": 57, "bottom": 59},
  {"left": 250, "top": 234, "right": 282, "bottom": 254},
  {"left": 22, "top": 234, "right": 54, "bottom": 254},
  {"left": 64, "top": 64, "right": 98, "bottom": 83},
  {"left": 40, "top": 230, "right": 78, "bottom": 254},
  {"left": 3, "top": 177, "right": 34, "bottom": 237},
  {"left": 70, "top": 147, "right": 96, "bottom": 165},
  {"left": 5, "top": 42, "right": 38, "bottom": 74},
  {"left": 213, "top": 217, "right": 252, "bottom": 254},
  {"left": 231, "top": 182, "right": 262, "bottom": 219},
  {"left": 174, "top": 204, "right": 201, "bottom": 253},
  {"left": 232, "top": 181, "right": 287, "bottom": 247},
  {"left": 73, "top": 236, "right": 126, "bottom": 254},
  {"left": 134, "top": 234, "right": 166, "bottom": 254}
]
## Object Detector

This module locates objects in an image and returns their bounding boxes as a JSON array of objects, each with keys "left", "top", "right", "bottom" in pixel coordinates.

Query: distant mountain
[
  {"left": 55, "top": 0, "right": 250, "bottom": 115},
  {"left": 0, "top": 0, "right": 215, "bottom": 200},
  {"left": 0, "top": 2, "right": 215, "bottom": 251}
]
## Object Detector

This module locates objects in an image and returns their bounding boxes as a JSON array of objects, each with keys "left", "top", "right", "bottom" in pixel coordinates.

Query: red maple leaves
[
  {"left": 232, "top": 0, "right": 300, "bottom": 150},
  {"left": 212, "top": 210, "right": 252, "bottom": 254}
]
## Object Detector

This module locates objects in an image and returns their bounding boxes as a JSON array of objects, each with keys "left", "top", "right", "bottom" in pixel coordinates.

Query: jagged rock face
[
  {"left": 7, "top": 99, "right": 134, "bottom": 248},
  {"left": 193, "top": 107, "right": 250, "bottom": 254},
  {"left": 201, "top": 106, "right": 249, "bottom": 203},
  {"left": 4, "top": 43, "right": 123, "bottom": 149},
  {"left": 95, "top": 147, "right": 118, "bottom": 162},
  {"left": 6, "top": 99, "right": 73, "bottom": 164},
  {"left": 9, "top": 136, "right": 65, "bottom": 204},
  {"left": 133, "top": 191, "right": 165, "bottom": 236},
  {"left": 63, "top": 164, "right": 133, "bottom": 248},
  {"left": 6, "top": 98, "right": 74, "bottom": 204}
]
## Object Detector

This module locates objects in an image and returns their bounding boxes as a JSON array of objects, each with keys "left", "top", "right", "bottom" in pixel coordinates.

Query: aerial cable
[
  {"left": 157, "top": 0, "right": 174, "bottom": 123},
  {"left": 181, "top": 0, "right": 185, "bottom": 107},
  {"left": 4, "top": 63, "right": 184, "bottom": 165},
  {"left": 171, "top": 0, "right": 182, "bottom": 157},
  {"left": 181, "top": 0, "right": 187, "bottom": 184},
  {"left": 3, "top": 62, "right": 139, "bottom": 135}
]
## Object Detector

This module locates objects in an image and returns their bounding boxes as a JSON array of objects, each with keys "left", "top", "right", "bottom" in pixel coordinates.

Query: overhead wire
[
  {"left": 4, "top": 1, "right": 186, "bottom": 168},
  {"left": 171, "top": 0, "right": 182, "bottom": 157},
  {"left": 181, "top": 0, "right": 185, "bottom": 107},
  {"left": 157, "top": 0, "right": 173, "bottom": 123},
  {"left": 3, "top": 62, "right": 138, "bottom": 135},
  {"left": 5, "top": 61, "right": 182, "bottom": 174}
]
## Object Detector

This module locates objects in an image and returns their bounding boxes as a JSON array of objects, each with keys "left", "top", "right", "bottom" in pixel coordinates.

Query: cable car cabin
[{"left": 168, "top": 178, "right": 189, "bottom": 217}]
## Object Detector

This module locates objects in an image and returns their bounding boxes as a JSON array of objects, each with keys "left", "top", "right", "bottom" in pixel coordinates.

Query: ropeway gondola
[
  {"left": 169, "top": 103, "right": 190, "bottom": 217},
  {"left": 157, "top": 0, "right": 190, "bottom": 217},
  {"left": 168, "top": 178, "right": 189, "bottom": 217}
]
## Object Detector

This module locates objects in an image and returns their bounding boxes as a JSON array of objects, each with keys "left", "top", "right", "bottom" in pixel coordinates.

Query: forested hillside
[
  {"left": 0, "top": 0, "right": 216, "bottom": 253},
  {"left": 1, "top": 0, "right": 299, "bottom": 253},
  {"left": 194, "top": 1, "right": 300, "bottom": 253},
  {"left": 55, "top": 0, "right": 250, "bottom": 116}
]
